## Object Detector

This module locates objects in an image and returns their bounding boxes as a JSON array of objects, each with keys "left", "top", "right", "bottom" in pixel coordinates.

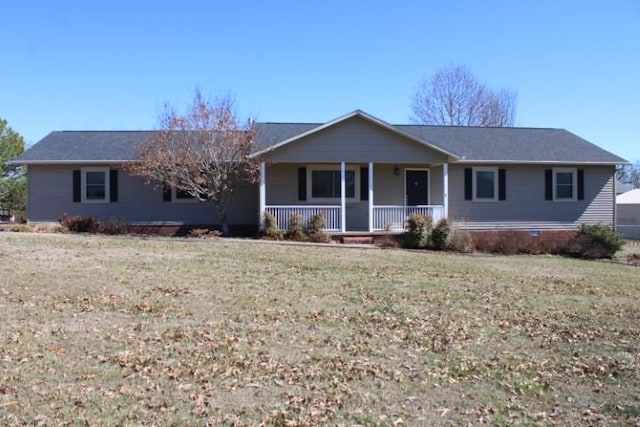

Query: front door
[{"left": 406, "top": 170, "right": 429, "bottom": 205}]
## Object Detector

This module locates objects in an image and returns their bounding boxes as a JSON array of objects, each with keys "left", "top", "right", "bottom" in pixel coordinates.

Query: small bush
[
  {"left": 32, "top": 224, "right": 65, "bottom": 233},
  {"left": 376, "top": 235, "right": 401, "bottom": 248},
  {"left": 404, "top": 214, "right": 432, "bottom": 249},
  {"left": 99, "top": 217, "right": 129, "bottom": 235},
  {"left": 188, "top": 228, "right": 211, "bottom": 238},
  {"left": 285, "top": 213, "right": 306, "bottom": 241},
  {"left": 568, "top": 223, "right": 624, "bottom": 259},
  {"left": 446, "top": 228, "right": 474, "bottom": 253},
  {"left": 536, "top": 232, "right": 574, "bottom": 255},
  {"left": 430, "top": 219, "right": 451, "bottom": 250},
  {"left": 263, "top": 212, "right": 283, "bottom": 240},
  {"left": 306, "top": 213, "right": 331, "bottom": 243},
  {"left": 60, "top": 214, "right": 100, "bottom": 233},
  {"left": 0, "top": 224, "right": 33, "bottom": 233},
  {"left": 473, "top": 230, "right": 538, "bottom": 255}
]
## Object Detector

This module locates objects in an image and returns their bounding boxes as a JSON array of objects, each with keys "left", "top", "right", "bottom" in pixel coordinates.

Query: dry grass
[{"left": 1, "top": 233, "right": 639, "bottom": 426}]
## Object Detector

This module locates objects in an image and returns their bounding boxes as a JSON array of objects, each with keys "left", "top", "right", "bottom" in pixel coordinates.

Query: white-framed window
[
  {"left": 553, "top": 168, "right": 577, "bottom": 201},
  {"left": 473, "top": 167, "right": 498, "bottom": 201},
  {"left": 81, "top": 167, "right": 110, "bottom": 203},
  {"left": 308, "top": 166, "right": 358, "bottom": 201}
]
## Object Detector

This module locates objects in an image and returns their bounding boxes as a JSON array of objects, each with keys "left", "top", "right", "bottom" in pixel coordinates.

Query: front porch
[{"left": 259, "top": 161, "right": 449, "bottom": 233}]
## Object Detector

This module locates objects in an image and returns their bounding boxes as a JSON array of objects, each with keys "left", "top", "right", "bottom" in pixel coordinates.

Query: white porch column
[
  {"left": 368, "top": 162, "right": 374, "bottom": 232},
  {"left": 443, "top": 163, "right": 449, "bottom": 219},
  {"left": 259, "top": 162, "right": 266, "bottom": 231},
  {"left": 340, "top": 162, "right": 346, "bottom": 232}
]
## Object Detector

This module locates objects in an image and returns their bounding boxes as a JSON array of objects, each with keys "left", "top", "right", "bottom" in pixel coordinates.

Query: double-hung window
[
  {"left": 82, "top": 168, "right": 109, "bottom": 203},
  {"left": 473, "top": 168, "right": 498, "bottom": 201},
  {"left": 553, "top": 168, "right": 577, "bottom": 201},
  {"left": 309, "top": 168, "right": 356, "bottom": 200}
]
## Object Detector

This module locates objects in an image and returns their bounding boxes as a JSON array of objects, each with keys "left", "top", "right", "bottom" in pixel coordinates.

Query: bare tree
[
  {"left": 126, "top": 90, "right": 259, "bottom": 235},
  {"left": 617, "top": 161, "right": 640, "bottom": 189},
  {"left": 411, "top": 64, "right": 517, "bottom": 127}
]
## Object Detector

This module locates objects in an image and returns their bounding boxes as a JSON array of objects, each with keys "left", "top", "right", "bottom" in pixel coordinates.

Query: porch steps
[{"left": 340, "top": 236, "right": 375, "bottom": 245}]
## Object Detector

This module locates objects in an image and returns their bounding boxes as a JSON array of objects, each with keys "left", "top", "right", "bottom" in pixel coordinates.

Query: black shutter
[
  {"left": 464, "top": 168, "right": 472, "bottom": 200},
  {"left": 498, "top": 169, "right": 506, "bottom": 201},
  {"left": 162, "top": 185, "right": 172, "bottom": 202},
  {"left": 72, "top": 170, "right": 81, "bottom": 202},
  {"left": 109, "top": 170, "right": 118, "bottom": 202},
  {"left": 545, "top": 169, "right": 553, "bottom": 200},
  {"left": 298, "top": 167, "right": 306, "bottom": 201},
  {"left": 577, "top": 169, "right": 584, "bottom": 200},
  {"left": 360, "top": 167, "right": 368, "bottom": 201}
]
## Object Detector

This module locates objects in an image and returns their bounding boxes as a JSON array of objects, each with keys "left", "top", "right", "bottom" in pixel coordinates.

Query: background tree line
[{"left": 0, "top": 119, "right": 26, "bottom": 221}]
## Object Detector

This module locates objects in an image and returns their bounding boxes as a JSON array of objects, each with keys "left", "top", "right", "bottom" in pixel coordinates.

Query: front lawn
[{"left": 1, "top": 233, "right": 638, "bottom": 425}]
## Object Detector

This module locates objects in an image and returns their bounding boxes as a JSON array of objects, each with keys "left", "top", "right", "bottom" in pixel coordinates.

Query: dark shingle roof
[
  {"left": 13, "top": 118, "right": 627, "bottom": 165},
  {"left": 15, "top": 131, "right": 153, "bottom": 163},
  {"left": 397, "top": 125, "right": 627, "bottom": 163},
  {"left": 253, "top": 123, "right": 319, "bottom": 152}
]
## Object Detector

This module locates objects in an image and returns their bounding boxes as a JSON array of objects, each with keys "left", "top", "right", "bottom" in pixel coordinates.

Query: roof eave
[
  {"left": 452, "top": 159, "right": 629, "bottom": 166},
  {"left": 9, "top": 160, "right": 133, "bottom": 165}
]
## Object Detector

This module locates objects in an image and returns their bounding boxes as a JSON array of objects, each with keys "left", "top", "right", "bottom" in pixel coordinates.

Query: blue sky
[{"left": 2, "top": 0, "right": 639, "bottom": 162}]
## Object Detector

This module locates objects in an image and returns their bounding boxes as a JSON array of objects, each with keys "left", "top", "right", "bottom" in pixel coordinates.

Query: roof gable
[
  {"left": 257, "top": 113, "right": 452, "bottom": 164},
  {"left": 251, "top": 110, "right": 457, "bottom": 159}
]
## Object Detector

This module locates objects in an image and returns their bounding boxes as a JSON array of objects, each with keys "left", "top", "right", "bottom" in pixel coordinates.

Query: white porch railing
[
  {"left": 372, "top": 205, "right": 445, "bottom": 231},
  {"left": 265, "top": 205, "right": 444, "bottom": 233},
  {"left": 265, "top": 205, "right": 342, "bottom": 232}
]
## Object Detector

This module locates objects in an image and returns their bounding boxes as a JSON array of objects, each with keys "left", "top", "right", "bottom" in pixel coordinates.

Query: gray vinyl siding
[
  {"left": 265, "top": 163, "right": 301, "bottom": 205},
  {"left": 262, "top": 116, "right": 449, "bottom": 164},
  {"left": 371, "top": 164, "right": 404, "bottom": 205},
  {"left": 449, "top": 164, "right": 615, "bottom": 230},
  {"left": 27, "top": 165, "right": 258, "bottom": 225},
  {"left": 430, "top": 165, "right": 444, "bottom": 205}
]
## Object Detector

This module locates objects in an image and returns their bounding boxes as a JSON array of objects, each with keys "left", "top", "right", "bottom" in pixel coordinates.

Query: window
[
  {"left": 81, "top": 168, "right": 109, "bottom": 203},
  {"left": 172, "top": 187, "right": 199, "bottom": 202},
  {"left": 176, "top": 188, "right": 195, "bottom": 200},
  {"left": 473, "top": 168, "right": 498, "bottom": 201},
  {"left": 309, "top": 168, "right": 357, "bottom": 200},
  {"left": 553, "top": 168, "right": 576, "bottom": 201}
]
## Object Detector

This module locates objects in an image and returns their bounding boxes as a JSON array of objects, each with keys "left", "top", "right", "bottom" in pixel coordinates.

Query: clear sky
[{"left": 2, "top": 0, "right": 639, "bottom": 162}]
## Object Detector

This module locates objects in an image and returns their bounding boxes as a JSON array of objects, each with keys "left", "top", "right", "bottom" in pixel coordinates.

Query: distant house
[
  {"left": 617, "top": 189, "right": 640, "bottom": 239},
  {"left": 0, "top": 207, "right": 10, "bottom": 222},
  {"left": 12, "top": 110, "right": 628, "bottom": 235},
  {"left": 616, "top": 180, "right": 634, "bottom": 195}
]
